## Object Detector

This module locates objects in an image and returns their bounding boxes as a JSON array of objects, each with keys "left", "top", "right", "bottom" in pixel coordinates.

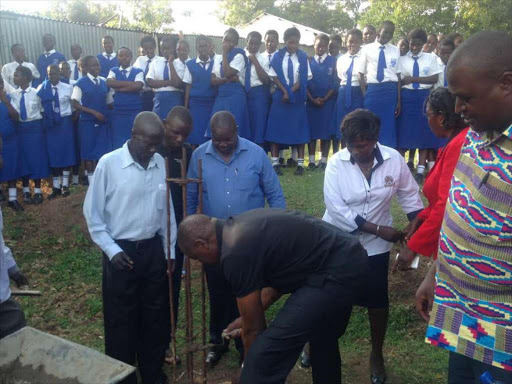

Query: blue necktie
[
  {"left": 94, "top": 78, "right": 99, "bottom": 86},
  {"left": 121, "top": 69, "right": 127, "bottom": 80},
  {"left": 444, "top": 66, "right": 448, "bottom": 87},
  {"left": 144, "top": 59, "right": 152, "bottom": 78},
  {"left": 245, "top": 60, "right": 252, "bottom": 93},
  {"left": 163, "top": 61, "right": 169, "bottom": 80},
  {"left": 53, "top": 86, "right": 61, "bottom": 123},
  {"left": 412, "top": 57, "right": 420, "bottom": 89},
  {"left": 345, "top": 56, "right": 355, "bottom": 108},
  {"left": 20, "top": 90, "right": 27, "bottom": 121},
  {"left": 377, "top": 46, "right": 386, "bottom": 82},
  {"left": 73, "top": 62, "right": 79, "bottom": 80},
  {"left": 287, "top": 55, "right": 294, "bottom": 88}
]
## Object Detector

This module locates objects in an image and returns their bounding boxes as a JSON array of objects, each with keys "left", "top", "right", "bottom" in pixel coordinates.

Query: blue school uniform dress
[
  {"left": 209, "top": 49, "right": 250, "bottom": 140},
  {"left": 97, "top": 52, "right": 119, "bottom": 79},
  {"left": 397, "top": 52, "right": 443, "bottom": 149},
  {"left": 359, "top": 42, "right": 402, "bottom": 148},
  {"left": 333, "top": 51, "right": 365, "bottom": 139},
  {"left": 265, "top": 48, "right": 312, "bottom": 145},
  {"left": 73, "top": 73, "right": 111, "bottom": 160},
  {"left": 37, "top": 80, "right": 77, "bottom": 168},
  {"left": 183, "top": 57, "right": 217, "bottom": 145},
  {"left": 0, "top": 95, "right": 24, "bottom": 182},
  {"left": 10, "top": 87, "right": 49, "bottom": 179},
  {"left": 244, "top": 50, "right": 271, "bottom": 144},
  {"left": 146, "top": 57, "right": 188, "bottom": 120},
  {"left": 35, "top": 50, "right": 66, "bottom": 87},
  {"left": 134, "top": 55, "right": 161, "bottom": 112},
  {"left": 307, "top": 54, "right": 337, "bottom": 140},
  {"left": 108, "top": 66, "right": 144, "bottom": 149}
]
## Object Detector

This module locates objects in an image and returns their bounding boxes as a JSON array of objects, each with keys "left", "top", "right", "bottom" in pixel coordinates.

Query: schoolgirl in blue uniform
[
  {"left": 333, "top": 29, "right": 364, "bottom": 148},
  {"left": 72, "top": 56, "right": 112, "bottom": 183},
  {"left": 147, "top": 36, "right": 187, "bottom": 121},
  {"left": 37, "top": 64, "right": 76, "bottom": 199},
  {"left": 306, "top": 34, "right": 337, "bottom": 169},
  {"left": 35, "top": 34, "right": 66, "bottom": 88},
  {"left": 133, "top": 36, "right": 161, "bottom": 112},
  {"left": 11, "top": 66, "right": 49, "bottom": 205},
  {"left": 397, "top": 28, "right": 442, "bottom": 183},
  {"left": 97, "top": 36, "right": 119, "bottom": 78},
  {"left": 266, "top": 27, "right": 312, "bottom": 176},
  {"left": 209, "top": 28, "right": 250, "bottom": 140},
  {"left": 358, "top": 20, "right": 402, "bottom": 148},
  {"left": 245, "top": 31, "right": 271, "bottom": 145},
  {"left": 107, "top": 47, "right": 144, "bottom": 149},
  {"left": 0, "top": 77, "right": 25, "bottom": 211},
  {"left": 183, "top": 35, "right": 217, "bottom": 147}
]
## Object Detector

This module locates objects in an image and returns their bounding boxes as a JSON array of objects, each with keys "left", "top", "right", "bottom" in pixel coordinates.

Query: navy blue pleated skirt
[
  {"left": 141, "top": 90, "right": 155, "bottom": 112},
  {"left": 333, "top": 86, "right": 364, "bottom": 139},
  {"left": 307, "top": 95, "right": 336, "bottom": 140},
  {"left": 153, "top": 91, "right": 183, "bottom": 121},
  {"left": 247, "top": 85, "right": 270, "bottom": 144},
  {"left": 265, "top": 90, "right": 310, "bottom": 145},
  {"left": 79, "top": 119, "right": 110, "bottom": 161},
  {"left": 187, "top": 96, "right": 215, "bottom": 145},
  {"left": 17, "top": 120, "right": 50, "bottom": 179},
  {"left": 111, "top": 109, "right": 141, "bottom": 150},
  {"left": 364, "top": 82, "right": 398, "bottom": 148},
  {"left": 46, "top": 115, "right": 77, "bottom": 168},
  {"left": 209, "top": 83, "right": 250, "bottom": 140}
]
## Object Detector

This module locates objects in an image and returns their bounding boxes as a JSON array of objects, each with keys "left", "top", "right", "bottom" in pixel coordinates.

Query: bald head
[
  {"left": 133, "top": 111, "right": 164, "bottom": 138},
  {"left": 210, "top": 111, "right": 238, "bottom": 156},
  {"left": 178, "top": 215, "right": 218, "bottom": 263},
  {"left": 448, "top": 31, "right": 512, "bottom": 79},
  {"left": 211, "top": 111, "right": 237, "bottom": 136}
]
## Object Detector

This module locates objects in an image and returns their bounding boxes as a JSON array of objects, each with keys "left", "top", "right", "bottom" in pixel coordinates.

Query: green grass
[{"left": 3, "top": 161, "right": 448, "bottom": 383}]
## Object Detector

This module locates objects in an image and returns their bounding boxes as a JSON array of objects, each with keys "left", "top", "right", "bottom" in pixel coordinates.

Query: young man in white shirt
[
  {"left": 83, "top": 112, "right": 177, "bottom": 384},
  {"left": 1, "top": 44, "right": 40, "bottom": 88},
  {"left": 133, "top": 35, "right": 161, "bottom": 112},
  {"left": 358, "top": 20, "right": 402, "bottom": 149},
  {"left": 67, "top": 43, "right": 83, "bottom": 82}
]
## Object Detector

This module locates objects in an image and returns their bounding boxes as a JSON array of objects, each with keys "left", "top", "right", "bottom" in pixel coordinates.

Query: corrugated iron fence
[{"left": 1, "top": 11, "right": 314, "bottom": 66}]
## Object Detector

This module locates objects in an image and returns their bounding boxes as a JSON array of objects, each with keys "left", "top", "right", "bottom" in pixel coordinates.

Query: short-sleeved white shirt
[
  {"left": 182, "top": 57, "right": 212, "bottom": 85},
  {"left": 212, "top": 53, "right": 246, "bottom": 86},
  {"left": 9, "top": 87, "right": 42, "bottom": 122},
  {"left": 268, "top": 52, "right": 313, "bottom": 86},
  {"left": 36, "top": 81, "right": 73, "bottom": 117},
  {"left": 107, "top": 66, "right": 145, "bottom": 84},
  {"left": 71, "top": 73, "right": 114, "bottom": 104},
  {"left": 336, "top": 51, "right": 362, "bottom": 86},
  {"left": 146, "top": 57, "right": 189, "bottom": 92},
  {"left": 399, "top": 51, "right": 442, "bottom": 90},
  {"left": 1, "top": 61, "right": 40, "bottom": 88},
  {"left": 245, "top": 50, "right": 270, "bottom": 88},
  {"left": 357, "top": 41, "right": 401, "bottom": 83}
]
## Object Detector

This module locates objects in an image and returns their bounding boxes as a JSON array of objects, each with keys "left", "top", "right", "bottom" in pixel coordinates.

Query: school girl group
[{"left": 0, "top": 21, "right": 464, "bottom": 212}]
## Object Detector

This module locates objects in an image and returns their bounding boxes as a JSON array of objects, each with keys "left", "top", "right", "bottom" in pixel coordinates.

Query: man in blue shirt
[{"left": 187, "top": 111, "right": 285, "bottom": 367}]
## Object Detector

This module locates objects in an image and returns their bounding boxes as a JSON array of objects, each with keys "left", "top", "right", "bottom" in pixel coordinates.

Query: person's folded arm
[{"left": 237, "top": 290, "right": 266, "bottom": 353}]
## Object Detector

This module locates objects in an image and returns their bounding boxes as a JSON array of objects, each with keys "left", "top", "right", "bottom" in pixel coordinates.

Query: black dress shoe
[
  {"left": 273, "top": 164, "right": 283, "bottom": 176},
  {"left": 23, "top": 192, "right": 33, "bottom": 204},
  {"left": 319, "top": 162, "right": 327, "bottom": 170},
  {"left": 294, "top": 166, "right": 304, "bottom": 176},
  {"left": 307, "top": 162, "right": 317, "bottom": 170},
  {"left": 48, "top": 188, "right": 62, "bottom": 199},
  {"left": 0, "top": 190, "right": 6, "bottom": 203},
  {"left": 33, "top": 193, "right": 43, "bottom": 205},
  {"left": 371, "top": 372, "right": 387, "bottom": 384},
  {"left": 287, "top": 158, "right": 298, "bottom": 167},
  {"left": 62, "top": 186, "right": 70, "bottom": 197},
  {"left": 205, "top": 348, "right": 227, "bottom": 368},
  {"left": 7, "top": 200, "right": 24, "bottom": 212},
  {"left": 279, "top": 157, "right": 285, "bottom": 167}
]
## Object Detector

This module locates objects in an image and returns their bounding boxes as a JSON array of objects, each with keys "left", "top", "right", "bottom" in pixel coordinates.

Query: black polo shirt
[{"left": 218, "top": 208, "right": 369, "bottom": 298}]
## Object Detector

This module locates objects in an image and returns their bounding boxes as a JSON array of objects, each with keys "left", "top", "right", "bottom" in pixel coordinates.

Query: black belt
[{"left": 116, "top": 234, "right": 158, "bottom": 251}]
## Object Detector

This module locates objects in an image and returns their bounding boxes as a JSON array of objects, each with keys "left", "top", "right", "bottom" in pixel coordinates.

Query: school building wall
[{"left": 0, "top": 11, "right": 314, "bottom": 67}]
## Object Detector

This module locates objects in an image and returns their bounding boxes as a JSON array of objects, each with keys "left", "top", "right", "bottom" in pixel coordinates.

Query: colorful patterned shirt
[{"left": 426, "top": 124, "right": 512, "bottom": 371}]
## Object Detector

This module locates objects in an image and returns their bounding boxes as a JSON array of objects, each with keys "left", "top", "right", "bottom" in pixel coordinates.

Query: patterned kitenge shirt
[{"left": 426, "top": 124, "right": 512, "bottom": 371}]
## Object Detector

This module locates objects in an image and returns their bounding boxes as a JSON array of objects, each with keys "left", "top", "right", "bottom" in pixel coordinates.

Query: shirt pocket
[
  {"left": 236, "top": 173, "right": 259, "bottom": 193},
  {"left": 156, "top": 183, "right": 166, "bottom": 211},
  {"left": 29, "top": 100, "right": 39, "bottom": 114}
]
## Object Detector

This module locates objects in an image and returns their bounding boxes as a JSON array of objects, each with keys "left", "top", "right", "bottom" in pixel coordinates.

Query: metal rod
[
  {"left": 164, "top": 158, "right": 177, "bottom": 384},
  {"left": 197, "top": 159, "right": 207, "bottom": 384}
]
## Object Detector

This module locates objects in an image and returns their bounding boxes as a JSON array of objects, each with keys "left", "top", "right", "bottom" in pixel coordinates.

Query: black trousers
[
  {"left": 204, "top": 263, "right": 243, "bottom": 352},
  {"left": 170, "top": 243, "right": 184, "bottom": 327},
  {"left": 448, "top": 351, "right": 512, "bottom": 383},
  {"left": 0, "top": 297, "right": 26, "bottom": 339},
  {"left": 102, "top": 235, "right": 170, "bottom": 384},
  {"left": 241, "top": 276, "right": 353, "bottom": 384}
]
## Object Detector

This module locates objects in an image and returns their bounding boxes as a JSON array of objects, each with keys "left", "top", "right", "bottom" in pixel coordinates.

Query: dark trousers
[
  {"left": 241, "top": 276, "right": 353, "bottom": 384},
  {"left": 0, "top": 297, "right": 26, "bottom": 339},
  {"left": 170, "top": 243, "right": 184, "bottom": 326},
  {"left": 448, "top": 351, "right": 512, "bottom": 383},
  {"left": 204, "top": 263, "right": 243, "bottom": 352},
  {"left": 102, "top": 235, "right": 170, "bottom": 384}
]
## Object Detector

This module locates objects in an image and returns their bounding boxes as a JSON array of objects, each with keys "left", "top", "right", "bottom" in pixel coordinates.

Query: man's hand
[
  {"left": 415, "top": 262, "right": 437, "bottom": 322},
  {"left": 223, "top": 317, "right": 242, "bottom": 340},
  {"left": 111, "top": 251, "right": 134, "bottom": 271},
  {"left": 377, "top": 226, "right": 403, "bottom": 243},
  {"left": 11, "top": 271, "right": 29, "bottom": 287}
]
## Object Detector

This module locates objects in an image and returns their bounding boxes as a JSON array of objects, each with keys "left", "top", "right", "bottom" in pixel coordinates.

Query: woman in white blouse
[{"left": 323, "top": 109, "right": 423, "bottom": 384}]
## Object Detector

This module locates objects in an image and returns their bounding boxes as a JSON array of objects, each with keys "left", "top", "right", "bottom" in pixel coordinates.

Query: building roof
[{"left": 238, "top": 13, "right": 326, "bottom": 46}]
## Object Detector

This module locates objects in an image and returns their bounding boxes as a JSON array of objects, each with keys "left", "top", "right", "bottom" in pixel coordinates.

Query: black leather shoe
[
  {"left": 287, "top": 158, "right": 298, "bottom": 167},
  {"left": 319, "top": 162, "right": 327, "bottom": 170},
  {"left": 279, "top": 157, "right": 285, "bottom": 167},
  {"left": 62, "top": 186, "right": 70, "bottom": 197},
  {"left": 273, "top": 164, "right": 283, "bottom": 175},
  {"left": 23, "top": 192, "right": 33, "bottom": 204},
  {"left": 300, "top": 350, "right": 311, "bottom": 368},
  {"left": 7, "top": 200, "right": 24, "bottom": 212},
  {"left": 205, "top": 348, "right": 227, "bottom": 368},
  {"left": 33, "top": 193, "right": 43, "bottom": 205},
  {"left": 48, "top": 188, "right": 61, "bottom": 199},
  {"left": 294, "top": 166, "right": 304, "bottom": 176},
  {"left": 371, "top": 373, "right": 387, "bottom": 384},
  {"left": 307, "top": 162, "right": 316, "bottom": 170}
]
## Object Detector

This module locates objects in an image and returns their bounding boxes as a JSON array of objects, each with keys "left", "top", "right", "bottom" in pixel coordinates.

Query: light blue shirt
[
  {"left": 0, "top": 208, "right": 18, "bottom": 303},
  {"left": 187, "top": 137, "right": 286, "bottom": 218},
  {"left": 83, "top": 142, "right": 177, "bottom": 260}
]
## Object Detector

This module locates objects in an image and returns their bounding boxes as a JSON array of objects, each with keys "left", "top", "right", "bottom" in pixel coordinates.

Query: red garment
[{"left": 407, "top": 127, "right": 469, "bottom": 259}]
